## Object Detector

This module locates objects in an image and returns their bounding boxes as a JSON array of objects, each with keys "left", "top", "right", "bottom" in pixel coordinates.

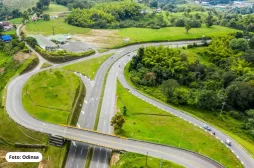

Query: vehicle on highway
[
  {"left": 127, "top": 54, "right": 130, "bottom": 56},
  {"left": 203, "top": 125, "right": 211, "bottom": 131},
  {"left": 225, "top": 139, "right": 231, "bottom": 146},
  {"left": 213, "top": 132, "right": 216, "bottom": 135}
]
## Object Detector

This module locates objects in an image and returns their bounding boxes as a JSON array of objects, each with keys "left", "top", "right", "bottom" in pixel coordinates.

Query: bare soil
[
  {"left": 14, "top": 52, "right": 31, "bottom": 63},
  {"left": 72, "top": 29, "right": 123, "bottom": 48},
  {"left": 110, "top": 153, "right": 120, "bottom": 167}
]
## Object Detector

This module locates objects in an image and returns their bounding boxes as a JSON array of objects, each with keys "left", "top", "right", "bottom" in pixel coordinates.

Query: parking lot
[{"left": 59, "top": 41, "right": 90, "bottom": 52}]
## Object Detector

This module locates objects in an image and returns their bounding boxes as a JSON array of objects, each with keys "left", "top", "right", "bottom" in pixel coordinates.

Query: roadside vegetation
[
  {"left": 22, "top": 69, "right": 81, "bottom": 125},
  {"left": 116, "top": 81, "right": 242, "bottom": 168},
  {"left": 63, "top": 53, "right": 114, "bottom": 79},
  {"left": 125, "top": 35, "right": 254, "bottom": 157},
  {"left": 112, "top": 152, "right": 184, "bottom": 168}
]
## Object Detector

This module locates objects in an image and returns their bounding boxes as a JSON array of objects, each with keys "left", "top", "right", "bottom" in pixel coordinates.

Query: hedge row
[{"left": 35, "top": 46, "right": 95, "bottom": 63}]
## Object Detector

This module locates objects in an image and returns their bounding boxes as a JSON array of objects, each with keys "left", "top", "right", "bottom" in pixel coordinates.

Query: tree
[
  {"left": 123, "top": 106, "right": 127, "bottom": 116},
  {"left": 25, "top": 37, "right": 38, "bottom": 48},
  {"left": 229, "top": 38, "right": 249, "bottom": 51},
  {"left": 206, "top": 13, "right": 213, "bottom": 28},
  {"left": 111, "top": 113, "right": 125, "bottom": 132},
  {"left": 0, "top": 25, "right": 4, "bottom": 33},
  {"left": 42, "top": 14, "right": 50, "bottom": 21},
  {"left": 161, "top": 79, "right": 179, "bottom": 100},
  {"left": 175, "top": 18, "right": 185, "bottom": 27},
  {"left": 22, "top": 11, "right": 29, "bottom": 24},
  {"left": 67, "top": 3, "right": 73, "bottom": 11},
  {"left": 185, "top": 19, "right": 192, "bottom": 34},
  {"left": 197, "top": 90, "right": 218, "bottom": 111},
  {"left": 226, "top": 82, "right": 254, "bottom": 110},
  {"left": 249, "top": 37, "right": 254, "bottom": 49},
  {"left": 150, "top": 1, "right": 158, "bottom": 8}
]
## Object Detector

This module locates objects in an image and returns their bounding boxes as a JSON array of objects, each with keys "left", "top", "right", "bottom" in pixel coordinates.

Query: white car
[
  {"left": 225, "top": 139, "right": 231, "bottom": 146},
  {"left": 203, "top": 125, "right": 211, "bottom": 131}
]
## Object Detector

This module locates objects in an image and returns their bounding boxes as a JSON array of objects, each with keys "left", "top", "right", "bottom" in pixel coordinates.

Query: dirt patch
[
  {"left": 0, "top": 68, "right": 4, "bottom": 74},
  {"left": 110, "top": 153, "right": 120, "bottom": 167},
  {"left": 38, "top": 160, "right": 49, "bottom": 168},
  {"left": 0, "top": 150, "right": 7, "bottom": 159},
  {"left": 72, "top": 29, "right": 123, "bottom": 48},
  {"left": 14, "top": 52, "right": 32, "bottom": 63}
]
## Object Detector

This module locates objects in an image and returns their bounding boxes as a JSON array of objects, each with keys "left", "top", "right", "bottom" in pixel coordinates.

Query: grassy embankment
[
  {"left": 124, "top": 47, "right": 254, "bottom": 158},
  {"left": 22, "top": 70, "right": 81, "bottom": 125},
  {"left": 116, "top": 81, "right": 242, "bottom": 168},
  {"left": 112, "top": 152, "right": 184, "bottom": 168},
  {"left": 63, "top": 53, "right": 114, "bottom": 79},
  {"left": 0, "top": 52, "right": 67, "bottom": 168}
]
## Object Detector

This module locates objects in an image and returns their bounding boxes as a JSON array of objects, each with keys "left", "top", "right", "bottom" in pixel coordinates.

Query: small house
[{"left": 1, "top": 35, "right": 12, "bottom": 42}]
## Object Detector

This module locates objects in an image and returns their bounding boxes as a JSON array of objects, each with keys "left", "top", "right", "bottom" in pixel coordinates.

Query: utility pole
[
  {"left": 52, "top": 26, "right": 55, "bottom": 35},
  {"left": 220, "top": 102, "right": 226, "bottom": 117},
  {"left": 160, "top": 158, "right": 162, "bottom": 168},
  {"left": 146, "top": 152, "right": 148, "bottom": 166}
]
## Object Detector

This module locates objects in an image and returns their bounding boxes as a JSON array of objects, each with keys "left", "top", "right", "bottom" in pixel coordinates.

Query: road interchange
[{"left": 5, "top": 37, "right": 254, "bottom": 168}]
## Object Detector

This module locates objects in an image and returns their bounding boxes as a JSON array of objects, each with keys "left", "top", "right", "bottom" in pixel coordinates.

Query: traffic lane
[
  {"left": 89, "top": 51, "right": 119, "bottom": 168},
  {"left": 117, "top": 54, "right": 253, "bottom": 168},
  {"left": 65, "top": 142, "right": 89, "bottom": 168},
  {"left": 90, "top": 147, "right": 110, "bottom": 168}
]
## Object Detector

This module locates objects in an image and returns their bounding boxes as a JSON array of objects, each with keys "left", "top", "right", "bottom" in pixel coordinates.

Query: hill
[{"left": 3, "top": 0, "right": 38, "bottom": 9}]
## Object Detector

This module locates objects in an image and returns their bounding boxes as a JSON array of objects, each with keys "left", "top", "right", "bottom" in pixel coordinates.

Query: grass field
[
  {"left": 24, "top": 17, "right": 90, "bottom": 36},
  {"left": 124, "top": 62, "right": 254, "bottom": 158},
  {"left": 116, "top": 81, "right": 242, "bottom": 168},
  {"left": 3, "top": 0, "right": 37, "bottom": 10},
  {"left": 119, "top": 25, "right": 239, "bottom": 44},
  {"left": 63, "top": 53, "right": 114, "bottom": 79},
  {"left": 22, "top": 70, "right": 80, "bottom": 124},
  {"left": 0, "top": 52, "right": 10, "bottom": 66},
  {"left": 44, "top": 4, "right": 69, "bottom": 15},
  {"left": 113, "top": 152, "right": 184, "bottom": 168},
  {"left": 8, "top": 18, "right": 22, "bottom": 24}
]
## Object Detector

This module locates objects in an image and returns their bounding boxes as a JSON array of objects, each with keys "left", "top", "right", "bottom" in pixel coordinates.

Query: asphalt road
[{"left": 5, "top": 40, "right": 253, "bottom": 168}]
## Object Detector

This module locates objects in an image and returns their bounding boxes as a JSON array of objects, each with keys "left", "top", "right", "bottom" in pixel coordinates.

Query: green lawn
[
  {"left": 119, "top": 25, "right": 239, "bottom": 44},
  {"left": 24, "top": 17, "right": 90, "bottom": 36},
  {"left": 22, "top": 69, "right": 80, "bottom": 124},
  {"left": 8, "top": 18, "right": 22, "bottom": 24},
  {"left": 124, "top": 63, "right": 254, "bottom": 158},
  {"left": 44, "top": 3, "right": 69, "bottom": 15},
  {"left": 116, "top": 81, "right": 242, "bottom": 168},
  {"left": 113, "top": 152, "right": 184, "bottom": 168},
  {"left": 63, "top": 53, "right": 114, "bottom": 79},
  {"left": 0, "top": 52, "right": 10, "bottom": 66}
]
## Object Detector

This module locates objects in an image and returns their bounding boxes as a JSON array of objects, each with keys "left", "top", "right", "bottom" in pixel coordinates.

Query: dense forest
[
  {"left": 65, "top": 0, "right": 167, "bottom": 28},
  {"left": 128, "top": 35, "right": 254, "bottom": 138}
]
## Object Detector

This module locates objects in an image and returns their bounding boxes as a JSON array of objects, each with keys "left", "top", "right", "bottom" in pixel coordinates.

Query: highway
[{"left": 5, "top": 38, "right": 254, "bottom": 168}]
